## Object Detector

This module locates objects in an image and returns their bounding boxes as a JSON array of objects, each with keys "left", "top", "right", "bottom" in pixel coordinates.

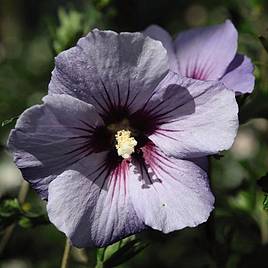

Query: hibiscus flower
[
  {"left": 144, "top": 20, "right": 255, "bottom": 94},
  {"left": 8, "top": 29, "right": 238, "bottom": 247}
]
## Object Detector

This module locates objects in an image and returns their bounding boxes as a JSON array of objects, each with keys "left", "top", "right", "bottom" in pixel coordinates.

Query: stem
[
  {"left": 61, "top": 239, "right": 72, "bottom": 268},
  {"left": 18, "top": 180, "right": 29, "bottom": 203},
  {"left": 95, "top": 263, "right": 104, "bottom": 268},
  {"left": 0, "top": 225, "right": 15, "bottom": 255},
  {"left": 0, "top": 180, "right": 29, "bottom": 255},
  {"left": 257, "top": 206, "right": 268, "bottom": 244}
]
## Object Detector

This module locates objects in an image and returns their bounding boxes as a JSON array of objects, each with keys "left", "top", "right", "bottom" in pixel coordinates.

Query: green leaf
[
  {"left": 50, "top": 2, "right": 114, "bottom": 56},
  {"left": 18, "top": 214, "right": 49, "bottom": 229},
  {"left": 52, "top": 8, "right": 84, "bottom": 54},
  {"left": 1, "top": 116, "right": 19, "bottom": 127},
  {"left": 263, "top": 194, "right": 268, "bottom": 210},
  {"left": 93, "top": 0, "right": 111, "bottom": 9},
  {"left": 0, "top": 198, "right": 21, "bottom": 217},
  {"left": 96, "top": 247, "right": 106, "bottom": 263},
  {"left": 0, "top": 198, "right": 49, "bottom": 230},
  {"left": 257, "top": 173, "right": 268, "bottom": 210},
  {"left": 96, "top": 236, "right": 134, "bottom": 264},
  {"left": 103, "top": 238, "right": 148, "bottom": 267},
  {"left": 0, "top": 198, "right": 22, "bottom": 229},
  {"left": 95, "top": 236, "right": 148, "bottom": 268}
]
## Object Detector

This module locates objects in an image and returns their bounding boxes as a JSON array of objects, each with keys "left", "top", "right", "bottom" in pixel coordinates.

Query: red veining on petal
[
  {"left": 187, "top": 59, "right": 212, "bottom": 80},
  {"left": 141, "top": 143, "right": 202, "bottom": 193},
  {"left": 109, "top": 159, "right": 129, "bottom": 200},
  {"left": 141, "top": 143, "right": 179, "bottom": 181},
  {"left": 190, "top": 67, "right": 205, "bottom": 80},
  {"left": 153, "top": 130, "right": 179, "bottom": 141}
]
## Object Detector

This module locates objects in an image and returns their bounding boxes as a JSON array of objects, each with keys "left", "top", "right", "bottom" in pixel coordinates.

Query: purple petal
[
  {"left": 147, "top": 72, "right": 238, "bottom": 158},
  {"left": 49, "top": 29, "right": 169, "bottom": 113},
  {"left": 143, "top": 25, "right": 178, "bottom": 72},
  {"left": 129, "top": 144, "right": 214, "bottom": 232},
  {"left": 220, "top": 54, "right": 255, "bottom": 94},
  {"left": 7, "top": 94, "right": 103, "bottom": 199},
  {"left": 47, "top": 158, "right": 145, "bottom": 247},
  {"left": 174, "top": 20, "right": 238, "bottom": 80}
]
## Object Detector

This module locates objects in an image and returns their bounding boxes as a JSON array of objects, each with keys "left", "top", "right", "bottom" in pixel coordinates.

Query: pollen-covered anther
[{"left": 115, "top": 130, "right": 137, "bottom": 159}]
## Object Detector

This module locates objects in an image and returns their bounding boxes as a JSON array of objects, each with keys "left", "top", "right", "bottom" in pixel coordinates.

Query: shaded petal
[
  {"left": 47, "top": 157, "right": 145, "bottom": 248},
  {"left": 174, "top": 20, "right": 238, "bottom": 80},
  {"left": 129, "top": 144, "right": 214, "bottom": 232},
  {"left": 8, "top": 94, "right": 103, "bottom": 199},
  {"left": 189, "top": 157, "right": 209, "bottom": 172},
  {"left": 49, "top": 29, "right": 169, "bottom": 114},
  {"left": 147, "top": 72, "right": 238, "bottom": 158},
  {"left": 220, "top": 54, "right": 255, "bottom": 94},
  {"left": 143, "top": 25, "right": 178, "bottom": 72}
]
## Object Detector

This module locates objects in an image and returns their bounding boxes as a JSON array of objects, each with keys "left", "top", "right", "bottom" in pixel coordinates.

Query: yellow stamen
[{"left": 115, "top": 130, "right": 137, "bottom": 159}]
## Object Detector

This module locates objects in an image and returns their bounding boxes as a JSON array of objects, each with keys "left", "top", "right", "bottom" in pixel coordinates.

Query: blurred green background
[{"left": 1, "top": 0, "right": 268, "bottom": 267}]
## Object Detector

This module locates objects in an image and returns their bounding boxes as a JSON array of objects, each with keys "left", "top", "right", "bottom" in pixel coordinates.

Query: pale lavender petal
[
  {"left": 129, "top": 144, "right": 214, "bottom": 232},
  {"left": 174, "top": 20, "right": 238, "bottom": 80},
  {"left": 220, "top": 54, "right": 255, "bottom": 94},
  {"left": 143, "top": 25, "right": 178, "bottom": 72},
  {"left": 47, "top": 157, "right": 145, "bottom": 248},
  {"left": 147, "top": 72, "right": 238, "bottom": 158},
  {"left": 49, "top": 29, "right": 168, "bottom": 114},
  {"left": 7, "top": 94, "right": 103, "bottom": 199}
]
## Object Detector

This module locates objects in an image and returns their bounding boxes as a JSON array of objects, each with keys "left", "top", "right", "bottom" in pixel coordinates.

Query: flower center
[{"left": 115, "top": 130, "right": 137, "bottom": 159}]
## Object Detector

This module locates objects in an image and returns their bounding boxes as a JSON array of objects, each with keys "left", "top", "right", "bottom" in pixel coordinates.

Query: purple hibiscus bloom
[
  {"left": 144, "top": 20, "right": 255, "bottom": 95},
  {"left": 8, "top": 29, "right": 238, "bottom": 247}
]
